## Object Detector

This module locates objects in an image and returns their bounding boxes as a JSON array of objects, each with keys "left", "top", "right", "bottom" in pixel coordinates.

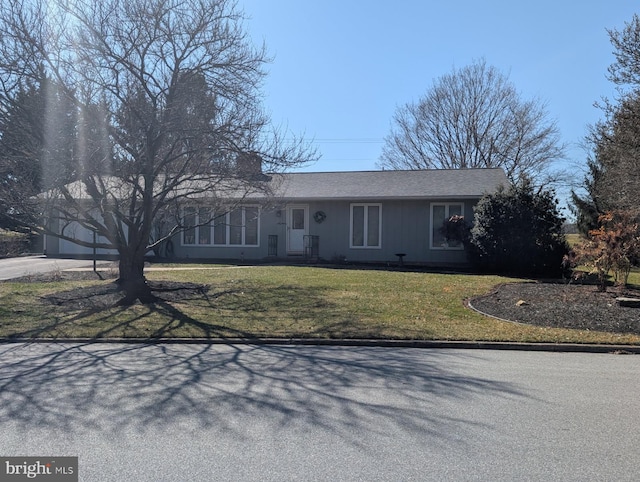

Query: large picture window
[
  {"left": 431, "top": 203, "right": 464, "bottom": 249},
  {"left": 350, "top": 203, "right": 381, "bottom": 248},
  {"left": 183, "top": 206, "right": 259, "bottom": 247}
]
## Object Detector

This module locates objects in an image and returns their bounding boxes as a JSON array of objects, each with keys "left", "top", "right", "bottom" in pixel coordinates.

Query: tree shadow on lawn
[
  {"left": 140, "top": 284, "right": 379, "bottom": 340},
  {"left": 12, "top": 287, "right": 256, "bottom": 340},
  {"left": 0, "top": 342, "right": 530, "bottom": 449},
  {"left": 14, "top": 282, "right": 366, "bottom": 340}
]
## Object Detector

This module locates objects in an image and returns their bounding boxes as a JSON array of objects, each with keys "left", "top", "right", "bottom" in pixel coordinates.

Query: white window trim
[
  {"left": 350, "top": 203, "right": 382, "bottom": 249},
  {"left": 430, "top": 202, "right": 465, "bottom": 250},
  {"left": 182, "top": 205, "right": 260, "bottom": 247}
]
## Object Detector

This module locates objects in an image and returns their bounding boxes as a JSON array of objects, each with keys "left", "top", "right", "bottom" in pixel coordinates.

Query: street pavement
[
  {"left": 0, "top": 343, "right": 638, "bottom": 481},
  {"left": 0, "top": 256, "right": 111, "bottom": 280}
]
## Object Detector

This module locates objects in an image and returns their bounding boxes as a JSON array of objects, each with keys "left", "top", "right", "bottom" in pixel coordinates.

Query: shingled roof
[
  {"left": 270, "top": 168, "right": 508, "bottom": 201},
  {"left": 43, "top": 168, "right": 508, "bottom": 202}
]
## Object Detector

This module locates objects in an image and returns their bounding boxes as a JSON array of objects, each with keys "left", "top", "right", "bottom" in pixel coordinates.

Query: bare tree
[
  {"left": 0, "top": 0, "right": 316, "bottom": 303},
  {"left": 378, "top": 59, "right": 566, "bottom": 187}
]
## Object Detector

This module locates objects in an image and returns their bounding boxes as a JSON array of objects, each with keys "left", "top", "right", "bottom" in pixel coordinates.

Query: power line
[
  {"left": 284, "top": 138, "right": 384, "bottom": 144},
  {"left": 313, "top": 138, "right": 383, "bottom": 144}
]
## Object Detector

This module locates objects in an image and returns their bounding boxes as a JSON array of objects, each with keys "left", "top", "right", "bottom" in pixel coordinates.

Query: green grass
[
  {"left": 565, "top": 233, "right": 582, "bottom": 247},
  {"left": 628, "top": 269, "right": 640, "bottom": 286},
  {"left": 1, "top": 265, "right": 639, "bottom": 344}
]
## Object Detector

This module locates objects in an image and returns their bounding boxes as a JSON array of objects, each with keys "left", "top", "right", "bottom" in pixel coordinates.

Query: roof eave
[{"left": 272, "top": 195, "right": 486, "bottom": 202}]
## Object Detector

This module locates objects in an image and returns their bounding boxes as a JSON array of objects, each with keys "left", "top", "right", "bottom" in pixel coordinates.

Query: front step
[{"left": 616, "top": 297, "right": 640, "bottom": 308}]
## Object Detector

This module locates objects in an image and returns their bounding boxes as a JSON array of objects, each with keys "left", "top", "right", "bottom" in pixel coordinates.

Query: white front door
[{"left": 287, "top": 205, "right": 308, "bottom": 255}]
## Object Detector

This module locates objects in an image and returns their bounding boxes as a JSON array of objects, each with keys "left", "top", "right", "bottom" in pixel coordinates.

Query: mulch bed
[{"left": 470, "top": 282, "right": 640, "bottom": 335}]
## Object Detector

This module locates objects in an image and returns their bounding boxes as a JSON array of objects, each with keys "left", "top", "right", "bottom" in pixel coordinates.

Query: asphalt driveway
[{"left": 0, "top": 256, "right": 110, "bottom": 281}]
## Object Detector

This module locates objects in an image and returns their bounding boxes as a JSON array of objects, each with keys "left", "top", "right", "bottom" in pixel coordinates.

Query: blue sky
[{"left": 240, "top": 1, "right": 638, "bottom": 194}]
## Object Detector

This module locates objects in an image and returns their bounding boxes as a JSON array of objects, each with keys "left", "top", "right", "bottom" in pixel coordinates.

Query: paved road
[
  {"left": 0, "top": 256, "right": 111, "bottom": 280},
  {"left": 0, "top": 344, "right": 638, "bottom": 481}
]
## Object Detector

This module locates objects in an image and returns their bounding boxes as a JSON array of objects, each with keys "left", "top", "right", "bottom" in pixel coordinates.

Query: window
[
  {"left": 198, "top": 207, "right": 211, "bottom": 245},
  {"left": 183, "top": 206, "right": 259, "bottom": 246},
  {"left": 229, "top": 208, "right": 243, "bottom": 245},
  {"left": 183, "top": 207, "right": 212, "bottom": 245},
  {"left": 183, "top": 207, "right": 197, "bottom": 245},
  {"left": 431, "top": 203, "right": 464, "bottom": 249},
  {"left": 292, "top": 208, "right": 305, "bottom": 230},
  {"left": 350, "top": 203, "right": 381, "bottom": 248}
]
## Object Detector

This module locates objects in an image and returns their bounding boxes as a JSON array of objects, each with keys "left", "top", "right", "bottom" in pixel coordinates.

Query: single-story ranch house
[{"left": 44, "top": 168, "right": 508, "bottom": 267}]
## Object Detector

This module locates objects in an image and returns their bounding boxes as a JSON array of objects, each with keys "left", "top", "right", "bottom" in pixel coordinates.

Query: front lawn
[{"left": 1, "top": 265, "right": 639, "bottom": 344}]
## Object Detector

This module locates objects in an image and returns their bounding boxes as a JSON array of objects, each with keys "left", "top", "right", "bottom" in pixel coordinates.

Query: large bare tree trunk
[{"left": 116, "top": 248, "right": 155, "bottom": 305}]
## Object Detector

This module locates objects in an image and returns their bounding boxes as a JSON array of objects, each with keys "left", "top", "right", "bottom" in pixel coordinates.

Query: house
[{"left": 44, "top": 168, "right": 508, "bottom": 266}]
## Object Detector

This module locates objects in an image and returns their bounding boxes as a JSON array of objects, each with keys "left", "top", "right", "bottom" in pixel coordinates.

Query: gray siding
[
  {"left": 283, "top": 199, "right": 475, "bottom": 265},
  {"left": 47, "top": 199, "right": 478, "bottom": 266},
  {"left": 45, "top": 168, "right": 504, "bottom": 266}
]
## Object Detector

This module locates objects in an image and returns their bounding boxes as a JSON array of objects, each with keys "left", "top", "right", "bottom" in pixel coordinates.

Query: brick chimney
[
  {"left": 236, "top": 152, "right": 262, "bottom": 177},
  {"left": 236, "top": 152, "right": 270, "bottom": 181}
]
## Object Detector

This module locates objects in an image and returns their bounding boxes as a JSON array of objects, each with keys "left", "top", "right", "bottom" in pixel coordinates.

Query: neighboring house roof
[{"left": 269, "top": 168, "right": 509, "bottom": 201}]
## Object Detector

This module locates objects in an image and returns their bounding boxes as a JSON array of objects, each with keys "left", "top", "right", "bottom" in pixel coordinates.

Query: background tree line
[
  {"left": 572, "top": 15, "right": 640, "bottom": 233},
  {"left": 566, "top": 14, "right": 640, "bottom": 289}
]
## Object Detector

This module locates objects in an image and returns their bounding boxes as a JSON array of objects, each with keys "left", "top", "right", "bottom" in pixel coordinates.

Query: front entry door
[{"left": 287, "top": 205, "right": 308, "bottom": 255}]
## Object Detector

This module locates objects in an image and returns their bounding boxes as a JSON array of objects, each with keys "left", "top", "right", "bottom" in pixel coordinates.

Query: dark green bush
[{"left": 468, "top": 181, "right": 569, "bottom": 277}]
